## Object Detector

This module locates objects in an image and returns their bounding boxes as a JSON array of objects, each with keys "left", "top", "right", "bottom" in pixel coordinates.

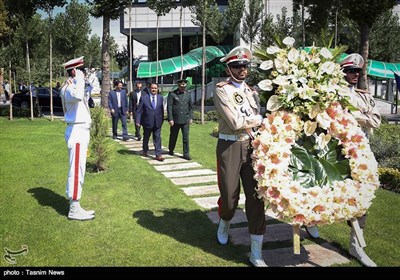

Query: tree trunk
[
  {"left": 9, "top": 65, "right": 13, "bottom": 121},
  {"left": 358, "top": 23, "right": 369, "bottom": 91},
  {"left": 156, "top": 15, "right": 159, "bottom": 84},
  {"left": 180, "top": 5, "right": 183, "bottom": 79},
  {"left": 26, "top": 40, "right": 34, "bottom": 120},
  {"left": 101, "top": 16, "right": 111, "bottom": 108},
  {"left": 201, "top": 22, "right": 206, "bottom": 125},
  {"left": 49, "top": 15, "right": 54, "bottom": 121}
]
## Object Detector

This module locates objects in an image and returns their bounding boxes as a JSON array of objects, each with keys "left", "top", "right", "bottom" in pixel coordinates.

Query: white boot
[
  {"left": 217, "top": 219, "right": 231, "bottom": 245},
  {"left": 349, "top": 229, "right": 377, "bottom": 267},
  {"left": 68, "top": 201, "right": 95, "bottom": 221},
  {"left": 305, "top": 225, "right": 319, "bottom": 239},
  {"left": 249, "top": 234, "right": 268, "bottom": 267}
]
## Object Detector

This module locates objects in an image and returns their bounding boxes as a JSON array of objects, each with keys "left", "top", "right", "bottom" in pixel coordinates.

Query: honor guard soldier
[
  {"left": 214, "top": 46, "right": 267, "bottom": 267},
  {"left": 60, "top": 56, "right": 95, "bottom": 221},
  {"left": 306, "top": 53, "right": 381, "bottom": 266}
]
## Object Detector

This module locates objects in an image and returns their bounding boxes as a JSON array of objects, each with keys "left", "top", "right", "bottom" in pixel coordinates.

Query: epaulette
[
  {"left": 217, "top": 81, "right": 231, "bottom": 88},
  {"left": 355, "top": 88, "right": 369, "bottom": 94}
]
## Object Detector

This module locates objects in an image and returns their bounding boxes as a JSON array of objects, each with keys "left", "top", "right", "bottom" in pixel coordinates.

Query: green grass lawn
[{"left": 0, "top": 117, "right": 399, "bottom": 267}]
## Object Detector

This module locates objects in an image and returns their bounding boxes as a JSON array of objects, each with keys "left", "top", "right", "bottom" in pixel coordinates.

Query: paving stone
[
  {"left": 206, "top": 208, "right": 277, "bottom": 224},
  {"left": 148, "top": 157, "right": 191, "bottom": 165},
  {"left": 181, "top": 185, "right": 219, "bottom": 196},
  {"left": 170, "top": 175, "right": 218, "bottom": 185},
  {"left": 230, "top": 223, "right": 309, "bottom": 246},
  {"left": 154, "top": 162, "right": 202, "bottom": 171},
  {"left": 193, "top": 194, "right": 245, "bottom": 209},
  {"left": 162, "top": 169, "right": 216, "bottom": 178},
  {"left": 259, "top": 243, "right": 350, "bottom": 267}
]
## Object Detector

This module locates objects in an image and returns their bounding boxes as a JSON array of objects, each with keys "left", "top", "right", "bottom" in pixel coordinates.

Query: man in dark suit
[
  {"left": 167, "top": 78, "right": 193, "bottom": 160},
  {"left": 129, "top": 81, "right": 144, "bottom": 141},
  {"left": 136, "top": 83, "right": 165, "bottom": 161},
  {"left": 108, "top": 80, "right": 129, "bottom": 141}
]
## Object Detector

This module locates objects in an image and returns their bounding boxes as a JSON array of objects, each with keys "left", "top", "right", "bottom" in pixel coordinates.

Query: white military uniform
[{"left": 60, "top": 69, "right": 91, "bottom": 201}]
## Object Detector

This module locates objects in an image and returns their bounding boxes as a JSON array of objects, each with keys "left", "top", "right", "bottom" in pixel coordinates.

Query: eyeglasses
[
  {"left": 229, "top": 64, "right": 248, "bottom": 69},
  {"left": 344, "top": 68, "right": 361, "bottom": 74}
]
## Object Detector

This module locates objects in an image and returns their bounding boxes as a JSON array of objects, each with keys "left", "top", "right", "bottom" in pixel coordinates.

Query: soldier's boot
[
  {"left": 349, "top": 229, "right": 377, "bottom": 267},
  {"left": 68, "top": 200, "right": 95, "bottom": 221},
  {"left": 217, "top": 218, "right": 231, "bottom": 245},
  {"left": 305, "top": 225, "right": 319, "bottom": 239},
  {"left": 249, "top": 234, "right": 268, "bottom": 267}
]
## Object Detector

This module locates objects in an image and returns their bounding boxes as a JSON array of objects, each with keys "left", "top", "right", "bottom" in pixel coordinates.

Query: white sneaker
[
  {"left": 68, "top": 207, "right": 95, "bottom": 221},
  {"left": 349, "top": 231, "right": 377, "bottom": 267},
  {"left": 249, "top": 235, "right": 268, "bottom": 267},
  {"left": 217, "top": 219, "right": 230, "bottom": 245},
  {"left": 305, "top": 225, "right": 319, "bottom": 239}
]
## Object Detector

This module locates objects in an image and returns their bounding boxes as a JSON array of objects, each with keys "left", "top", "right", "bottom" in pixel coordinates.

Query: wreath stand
[{"left": 292, "top": 219, "right": 366, "bottom": 254}]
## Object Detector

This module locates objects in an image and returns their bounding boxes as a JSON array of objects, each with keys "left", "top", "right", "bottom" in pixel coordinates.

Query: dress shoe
[
  {"left": 112, "top": 135, "right": 117, "bottom": 139},
  {"left": 155, "top": 155, "right": 165, "bottom": 162},
  {"left": 123, "top": 137, "right": 130, "bottom": 141},
  {"left": 217, "top": 219, "right": 230, "bottom": 245},
  {"left": 305, "top": 225, "right": 319, "bottom": 239},
  {"left": 183, "top": 154, "right": 191, "bottom": 160},
  {"left": 168, "top": 151, "right": 174, "bottom": 156},
  {"left": 136, "top": 137, "right": 141, "bottom": 141},
  {"left": 249, "top": 235, "right": 268, "bottom": 267},
  {"left": 349, "top": 230, "right": 377, "bottom": 267},
  {"left": 142, "top": 152, "right": 148, "bottom": 157}
]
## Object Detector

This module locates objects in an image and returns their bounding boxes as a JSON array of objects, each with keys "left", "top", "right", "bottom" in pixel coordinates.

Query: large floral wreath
[{"left": 252, "top": 37, "right": 380, "bottom": 226}]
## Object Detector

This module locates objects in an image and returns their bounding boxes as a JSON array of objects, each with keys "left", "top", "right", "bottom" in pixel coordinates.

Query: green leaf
[
  {"left": 335, "top": 159, "right": 351, "bottom": 179},
  {"left": 318, "top": 158, "right": 343, "bottom": 183},
  {"left": 290, "top": 145, "right": 312, "bottom": 170},
  {"left": 289, "top": 166, "right": 315, "bottom": 188}
]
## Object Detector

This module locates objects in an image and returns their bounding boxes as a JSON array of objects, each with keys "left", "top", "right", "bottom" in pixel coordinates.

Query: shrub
[
  {"left": 0, "top": 105, "right": 41, "bottom": 118},
  {"left": 370, "top": 124, "right": 400, "bottom": 169},
  {"left": 88, "top": 107, "right": 114, "bottom": 172},
  {"left": 192, "top": 110, "right": 201, "bottom": 123},
  {"left": 379, "top": 167, "right": 400, "bottom": 193},
  {"left": 206, "top": 110, "right": 218, "bottom": 122}
]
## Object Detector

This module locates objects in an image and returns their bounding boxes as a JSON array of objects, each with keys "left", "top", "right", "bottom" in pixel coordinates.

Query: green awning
[
  {"left": 366, "top": 60, "right": 400, "bottom": 79},
  {"left": 137, "top": 45, "right": 232, "bottom": 78}
]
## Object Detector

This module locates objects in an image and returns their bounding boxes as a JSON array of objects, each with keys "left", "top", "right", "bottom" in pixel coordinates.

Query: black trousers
[{"left": 168, "top": 123, "right": 190, "bottom": 156}]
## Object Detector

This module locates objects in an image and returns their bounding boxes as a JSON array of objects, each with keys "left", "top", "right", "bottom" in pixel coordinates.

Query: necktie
[{"left": 152, "top": 96, "right": 156, "bottom": 109}]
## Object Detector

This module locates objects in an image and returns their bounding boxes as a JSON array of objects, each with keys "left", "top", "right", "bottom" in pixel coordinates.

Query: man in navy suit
[
  {"left": 108, "top": 80, "right": 129, "bottom": 141},
  {"left": 136, "top": 83, "right": 165, "bottom": 161}
]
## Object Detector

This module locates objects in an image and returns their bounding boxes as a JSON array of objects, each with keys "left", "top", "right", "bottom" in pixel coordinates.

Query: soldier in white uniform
[
  {"left": 214, "top": 46, "right": 267, "bottom": 267},
  {"left": 60, "top": 56, "right": 95, "bottom": 221},
  {"left": 306, "top": 53, "right": 381, "bottom": 266}
]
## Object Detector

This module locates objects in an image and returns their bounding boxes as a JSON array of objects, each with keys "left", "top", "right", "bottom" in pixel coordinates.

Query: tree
[
  {"left": 0, "top": 0, "right": 10, "bottom": 38},
  {"left": 190, "top": 0, "right": 215, "bottom": 124},
  {"left": 84, "top": 34, "right": 102, "bottom": 69},
  {"left": 147, "top": 0, "right": 176, "bottom": 83},
  {"left": 342, "top": 0, "right": 397, "bottom": 89},
  {"left": 37, "top": 0, "right": 66, "bottom": 121},
  {"left": 85, "top": 0, "right": 131, "bottom": 108},
  {"left": 115, "top": 45, "right": 128, "bottom": 70},
  {"left": 53, "top": 0, "right": 91, "bottom": 60},
  {"left": 370, "top": 9, "right": 400, "bottom": 62},
  {"left": 259, "top": 8, "right": 293, "bottom": 48},
  {"left": 241, "top": 0, "right": 264, "bottom": 53}
]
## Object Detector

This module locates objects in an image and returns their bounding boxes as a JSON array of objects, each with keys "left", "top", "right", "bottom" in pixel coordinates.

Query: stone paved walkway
[{"left": 112, "top": 132, "right": 350, "bottom": 267}]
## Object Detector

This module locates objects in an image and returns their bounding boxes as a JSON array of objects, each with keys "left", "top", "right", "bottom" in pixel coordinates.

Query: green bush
[
  {"left": 88, "top": 107, "right": 114, "bottom": 172},
  {"left": 0, "top": 105, "right": 41, "bottom": 118},
  {"left": 370, "top": 124, "right": 400, "bottom": 169},
  {"left": 379, "top": 167, "right": 400, "bottom": 193},
  {"left": 192, "top": 110, "right": 201, "bottom": 123},
  {"left": 206, "top": 110, "right": 218, "bottom": 122}
]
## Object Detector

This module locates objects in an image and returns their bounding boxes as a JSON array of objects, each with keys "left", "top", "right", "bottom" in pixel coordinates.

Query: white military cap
[
  {"left": 63, "top": 56, "right": 84, "bottom": 70},
  {"left": 220, "top": 46, "right": 251, "bottom": 66},
  {"left": 340, "top": 53, "right": 364, "bottom": 70}
]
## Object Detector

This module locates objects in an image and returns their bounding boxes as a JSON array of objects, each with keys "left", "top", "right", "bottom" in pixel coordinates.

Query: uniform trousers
[
  {"left": 168, "top": 123, "right": 190, "bottom": 155},
  {"left": 216, "top": 139, "right": 266, "bottom": 235},
  {"left": 65, "top": 124, "right": 90, "bottom": 201}
]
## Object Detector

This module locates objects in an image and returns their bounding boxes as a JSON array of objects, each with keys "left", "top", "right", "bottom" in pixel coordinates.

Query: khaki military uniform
[
  {"left": 349, "top": 87, "right": 381, "bottom": 137},
  {"left": 214, "top": 79, "right": 266, "bottom": 235}
]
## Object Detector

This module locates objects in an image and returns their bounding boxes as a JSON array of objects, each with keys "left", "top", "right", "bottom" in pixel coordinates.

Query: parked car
[{"left": 12, "top": 87, "right": 63, "bottom": 111}]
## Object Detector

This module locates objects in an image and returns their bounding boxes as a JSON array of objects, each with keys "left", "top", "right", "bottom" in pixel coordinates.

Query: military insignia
[
  {"left": 237, "top": 50, "right": 244, "bottom": 59},
  {"left": 370, "top": 99, "right": 375, "bottom": 107},
  {"left": 233, "top": 92, "right": 244, "bottom": 105}
]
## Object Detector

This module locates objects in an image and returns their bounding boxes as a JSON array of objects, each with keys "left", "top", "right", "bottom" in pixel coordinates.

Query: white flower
[
  {"left": 258, "top": 79, "right": 273, "bottom": 91},
  {"left": 266, "top": 95, "right": 282, "bottom": 112},
  {"left": 260, "top": 60, "right": 274, "bottom": 70},
  {"left": 320, "top": 61, "right": 336, "bottom": 74},
  {"left": 320, "top": 48, "right": 333, "bottom": 59},
  {"left": 287, "top": 48, "right": 299, "bottom": 62},
  {"left": 267, "top": 46, "right": 280, "bottom": 54},
  {"left": 283, "top": 36, "right": 295, "bottom": 47}
]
